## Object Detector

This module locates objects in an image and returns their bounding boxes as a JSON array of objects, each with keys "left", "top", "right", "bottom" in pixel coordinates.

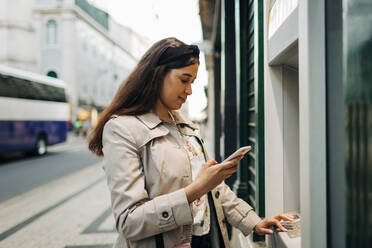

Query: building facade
[
  {"left": 199, "top": 0, "right": 371, "bottom": 247},
  {"left": 0, "top": 0, "right": 150, "bottom": 117}
]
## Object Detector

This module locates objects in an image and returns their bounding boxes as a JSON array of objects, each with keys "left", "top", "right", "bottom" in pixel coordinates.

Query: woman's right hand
[{"left": 184, "top": 157, "right": 243, "bottom": 203}]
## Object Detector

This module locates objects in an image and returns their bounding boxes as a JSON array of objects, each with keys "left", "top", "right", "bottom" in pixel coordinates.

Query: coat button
[
  {"left": 162, "top": 211, "right": 169, "bottom": 218},
  {"left": 215, "top": 191, "right": 220, "bottom": 199}
]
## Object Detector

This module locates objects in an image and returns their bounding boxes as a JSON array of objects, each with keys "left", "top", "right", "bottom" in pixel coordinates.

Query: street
[{"left": 0, "top": 136, "right": 116, "bottom": 248}]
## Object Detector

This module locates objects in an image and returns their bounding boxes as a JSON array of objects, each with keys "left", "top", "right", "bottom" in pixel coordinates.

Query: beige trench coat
[{"left": 102, "top": 111, "right": 261, "bottom": 248}]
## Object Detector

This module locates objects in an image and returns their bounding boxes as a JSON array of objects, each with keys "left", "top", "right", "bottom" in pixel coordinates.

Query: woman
[{"left": 88, "top": 37, "right": 292, "bottom": 248}]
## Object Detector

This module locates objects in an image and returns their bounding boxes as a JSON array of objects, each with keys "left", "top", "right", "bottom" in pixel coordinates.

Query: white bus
[{"left": 0, "top": 65, "right": 70, "bottom": 156}]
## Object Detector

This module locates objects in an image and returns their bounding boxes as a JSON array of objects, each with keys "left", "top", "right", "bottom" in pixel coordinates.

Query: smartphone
[{"left": 222, "top": 146, "right": 252, "bottom": 163}]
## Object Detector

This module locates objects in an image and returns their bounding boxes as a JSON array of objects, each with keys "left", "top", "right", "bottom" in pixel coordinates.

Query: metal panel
[
  {"left": 223, "top": 0, "right": 238, "bottom": 189},
  {"left": 325, "top": 0, "right": 345, "bottom": 247},
  {"left": 234, "top": 0, "right": 265, "bottom": 220},
  {"left": 344, "top": 1, "right": 372, "bottom": 246}
]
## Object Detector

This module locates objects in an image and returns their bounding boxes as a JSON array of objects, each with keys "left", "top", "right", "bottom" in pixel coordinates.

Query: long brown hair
[{"left": 88, "top": 37, "right": 199, "bottom": 156}]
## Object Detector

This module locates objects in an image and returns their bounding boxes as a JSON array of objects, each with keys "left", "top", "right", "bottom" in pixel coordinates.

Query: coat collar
[
  {"left": 136, "top": 111, "right": 198, "bottom": 130},
  {"left": 136, "top": 112, "right": 162, "bottom": 129}
]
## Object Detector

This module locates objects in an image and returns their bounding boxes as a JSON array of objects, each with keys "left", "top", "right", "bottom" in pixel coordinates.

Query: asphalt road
[{"left": 0, "top": 136, "right": 101, "bottom": 203}]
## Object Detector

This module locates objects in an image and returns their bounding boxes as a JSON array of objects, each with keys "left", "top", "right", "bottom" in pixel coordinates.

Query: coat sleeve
[
  {"left": 215, "top": 182, "right": 262, "bottom": 236},
  {"left": 102, "top": 118, "right": 193, "bottom": 241}
]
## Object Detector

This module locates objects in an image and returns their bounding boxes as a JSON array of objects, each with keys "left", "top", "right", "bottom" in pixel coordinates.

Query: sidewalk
[
  {"left": 0, "top": 163, "right": 116, "bottom": 248},
  {"left": 49, "top": 132, "right": 89, "bottom": 152}
]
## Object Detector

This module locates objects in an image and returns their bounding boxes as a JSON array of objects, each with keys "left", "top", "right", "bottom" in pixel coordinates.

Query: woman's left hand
[{"left": 253, "top": 214, "right": 294, "bottom": 235}]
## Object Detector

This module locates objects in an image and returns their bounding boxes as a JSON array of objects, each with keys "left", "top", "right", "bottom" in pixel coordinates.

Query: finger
[
  {"left": 224, "top": 171, "right": 237, "bottom": 179},
  {"left": 230, "top": 155, "right": 243, "bottom": 164},
  {"left": 274, "top": 220, "right": 288, "bottom": 232},
  {"left": 224, "top": 165, "right": 239, "bottom": 175},
  {"left": 220, "top": 160, "right": 239, "bottom": 169},
  {"left": 216, "top": 162, "right": 233, "bottom": 170},
  {"left": 275, "top": 214, "right": 294, "bottom": 221},
  {"left": 281, "top": 214, "right": 295, "bottom": 221},
  {"left": 205, "top": 160, "right": 218, "bottom": 167},
  {"left": 223, "top": 171, "right": 239, "bottom": 180},
  {"left": 256, "top": 227, "right": 274, "bottom": 235},
  {"left": 261, "top": 219, "right": 288, "bottom": 232},
  {"left": 221, "top": 168, "right": 238, "bottom": 179},
  {"left": 209, "top": 159, "right": 218, "bottom": 164}
]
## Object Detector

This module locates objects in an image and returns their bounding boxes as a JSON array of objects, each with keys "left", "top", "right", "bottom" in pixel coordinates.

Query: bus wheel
[{"left": 35, "top": 136, "right": 47, "bottom": 156}]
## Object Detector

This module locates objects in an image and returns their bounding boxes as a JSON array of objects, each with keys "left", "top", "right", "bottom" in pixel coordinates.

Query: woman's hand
[
  {"left": 254, "top": 214, "right": 295, "bottom": 235},
  {"left": 184, "top": 157, "right": 242, "bottom": 203}
]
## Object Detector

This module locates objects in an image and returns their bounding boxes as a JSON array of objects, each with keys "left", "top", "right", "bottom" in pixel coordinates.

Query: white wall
[
  {"left": 298, "top": 0, "right": 327, "bottom": 247},
  {"left": 282, "top": 66, "right": 299, "bottom": 213},
  {"left": 0, "top": 0, "right": 148, "bottom": 113},
  {"left": 264, "top": 65, "right": 300, "bottom": 217},
  {"left": 264, "top": 65, "right": 285, "bottom": 216},
  {"left": 0, "top": 0, "right": 38, "bottom": 72}
]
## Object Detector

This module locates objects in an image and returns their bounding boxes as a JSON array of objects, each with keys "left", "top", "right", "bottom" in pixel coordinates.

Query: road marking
[
  {"left": 0, "top": 176, "right": 104, "bottom": 241},
  {"left": 82, "top": 207, "right": 115, "bottom": 234},
  {"left": 0, "top": 161, "right": 118, "bottom": 247}
]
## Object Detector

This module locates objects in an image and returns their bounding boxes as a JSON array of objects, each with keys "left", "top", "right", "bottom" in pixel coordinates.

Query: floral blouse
[{"left": 182, "top": 134, "right": 211, "bottom": 236}]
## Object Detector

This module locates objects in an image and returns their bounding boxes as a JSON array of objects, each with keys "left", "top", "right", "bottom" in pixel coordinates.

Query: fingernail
[
  {"left": 269, "top": 230, "right": 273, "bottom": 234},
  {"left": 283, "top": 228, "right": 288, "bottom": 232}
]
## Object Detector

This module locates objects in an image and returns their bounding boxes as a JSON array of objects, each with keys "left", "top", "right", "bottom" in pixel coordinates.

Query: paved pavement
[{"left": 0, "top": 136, "right": 117, "bottom": 248}]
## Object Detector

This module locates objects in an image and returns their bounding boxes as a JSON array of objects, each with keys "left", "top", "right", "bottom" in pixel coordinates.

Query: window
[
  {"left": 46, "top": 19, "right": 58, "bottom": 45},
  {"left": 47, "top": 70, "right": 58, "bottom": 78},
  {"left": 0, "top": 74, "right": 66, "bottom": 102}
]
